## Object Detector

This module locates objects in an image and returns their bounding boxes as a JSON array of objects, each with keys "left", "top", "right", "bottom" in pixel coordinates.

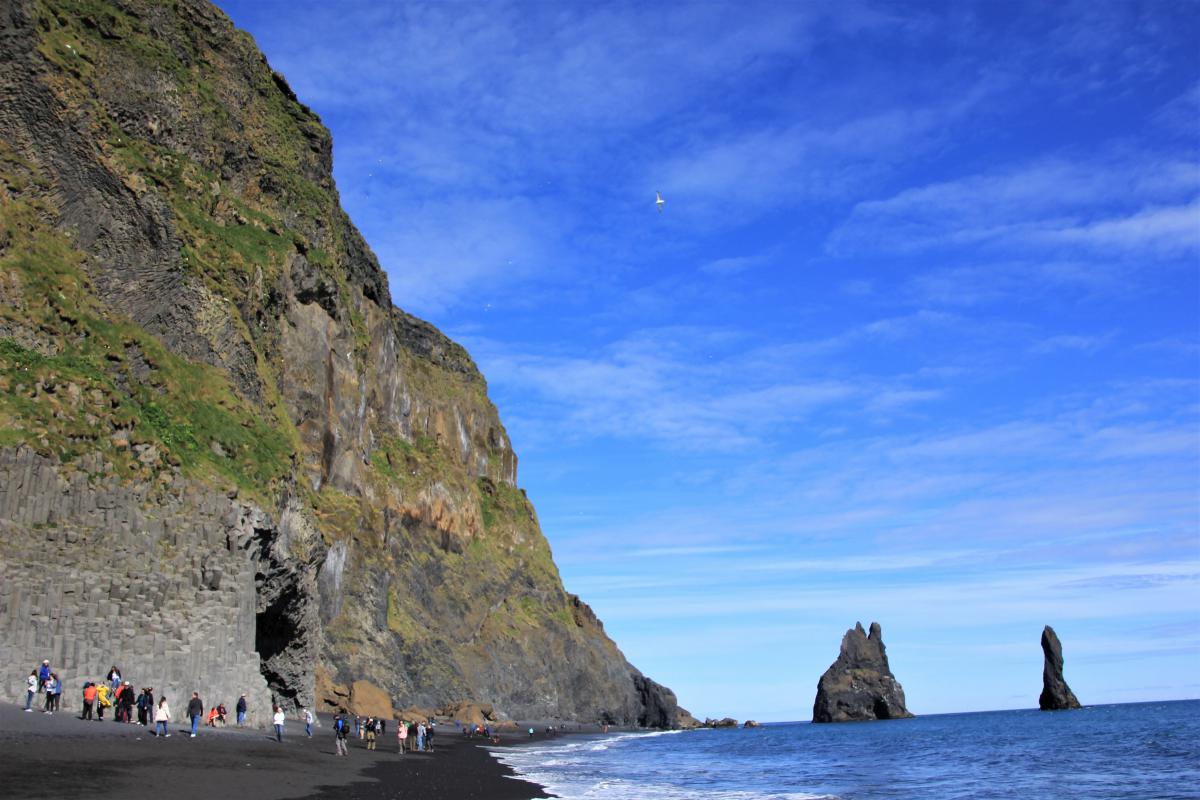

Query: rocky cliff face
[
  {"left": 812, "top": 622, "right": 913, "bottom": 723},
  {"left": 0, "top": 0, "right": 679, "bottom": 727},
  {"left": 1038, "top": 625, "right": 1081, "bottom": 711}
]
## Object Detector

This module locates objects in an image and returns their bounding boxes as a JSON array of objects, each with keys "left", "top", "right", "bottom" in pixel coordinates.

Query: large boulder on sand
[
  {"left": 441, "top": 702, "right": 497, "bottom": 726},
  {"left": 349, "top": 680, "right": 395, "bottom": 718},
  {"left": 813, "top": 622, "right": 913, "bottom": 723}
]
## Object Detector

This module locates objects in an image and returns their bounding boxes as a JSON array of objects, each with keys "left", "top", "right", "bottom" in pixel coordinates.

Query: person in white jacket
[
  {"left": 154, "top": 696, "right": 171, "bottom": 737},
  {"left": 273, "top": 706, "right": 286, "bottom": 742},
  {"left": 24, "top": 671, "right": 37, "bottom": 711}
]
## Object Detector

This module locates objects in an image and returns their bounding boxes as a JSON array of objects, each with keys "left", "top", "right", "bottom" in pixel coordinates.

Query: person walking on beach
[
  {"left": 303, "top": 707, "right": 313, "bottom": 737},
  {"left": 155, "top": 696, "right": 171, "bottom": 737},
  {"left": 236, "top": 693, "right": 247, "bottom": 727},
  {"left": 273, "top": 705, "right": 286, "bottom": 742},
  {"left": 187, "top": 692, "right": 203, "bottom": 737},
  {"left": 136, "top": 687, "right": 152, "bottom": 726},
  {"left": 333, "top": 715, "right": 348, "bottom": 757},
  {"left": 426, "top": 722, "right": 435, "bottom": 752},
  {"left": 118, "top": 682, "right": 135, "bottom": 723},
  {"left": 81, "top": 681, "right": 96, "bottom": 720},
  {"left": 416, "top": 721, "right": 426, "bottom": 752},
  {"left": 364, "top": 717, "right": 377, "bottom": 750},
  {"left": 397, "top": 719, "right": 407, "bottom": 754},
  {"left": 25, "top": 670, "right": 37, "bottom": 711}
]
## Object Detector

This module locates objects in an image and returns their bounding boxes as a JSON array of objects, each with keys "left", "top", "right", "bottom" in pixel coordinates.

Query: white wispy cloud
[
  {"left": 1037, "top": 199, "right": 1200, "bottom": 255},
  {"left": 826, "top": 155, "right": 1200, "bottom": 257}
]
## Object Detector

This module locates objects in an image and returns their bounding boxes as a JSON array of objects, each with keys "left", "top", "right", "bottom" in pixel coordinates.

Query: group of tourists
[
  {"left": 23, "top": 659, "right": 457, "bottom": 759},
  {"left": 24, "top": 660, "right": 61, "bottom": 713},
  {"left": 19, "top": 659, "right": 268, "bottom": 740},
  {"left": 331, "top": 715, "right": 436, "bottom": 756}
]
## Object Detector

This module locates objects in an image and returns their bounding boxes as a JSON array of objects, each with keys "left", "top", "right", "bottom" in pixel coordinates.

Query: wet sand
[{"left": 0, "top": 701, "right": 552, "bottom": 799}]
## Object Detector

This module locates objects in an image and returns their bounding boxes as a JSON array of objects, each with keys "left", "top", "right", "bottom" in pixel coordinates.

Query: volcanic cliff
[{"left": 0, "top": 0, "right": 680, "bottom": 727}]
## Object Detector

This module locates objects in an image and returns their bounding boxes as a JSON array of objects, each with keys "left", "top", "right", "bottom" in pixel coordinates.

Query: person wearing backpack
[{"left": 333, "top": 715, "right": 349, "bottom": 756}]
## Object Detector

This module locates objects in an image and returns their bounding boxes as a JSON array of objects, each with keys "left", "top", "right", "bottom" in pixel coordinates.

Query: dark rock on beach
[
  {"left": 1039, "top": 625, "right": 1082, "bottom": 710},
  {"left": 812, "top": 622, "right": 913, "bottom": 723},
  {"left": 705, "top": 717, "right": 740, "bottom": 728}
]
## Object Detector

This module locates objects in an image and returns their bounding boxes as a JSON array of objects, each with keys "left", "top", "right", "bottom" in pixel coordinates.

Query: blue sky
[{"left": 216, "top": 0, "right": 1200, "bottom": 720}]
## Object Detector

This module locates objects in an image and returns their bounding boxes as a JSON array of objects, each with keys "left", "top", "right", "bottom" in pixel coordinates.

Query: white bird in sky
[{"left": 656, "top": 190, "right": 665, "bottom": 213}]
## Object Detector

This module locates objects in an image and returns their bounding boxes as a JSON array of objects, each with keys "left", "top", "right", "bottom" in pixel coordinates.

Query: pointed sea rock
[
  {"left": 1039, "top": 625, "right": 1082, "bottom": 710},
  {"left": 813, "top": 622, "right": 913, "bottom": 723}
]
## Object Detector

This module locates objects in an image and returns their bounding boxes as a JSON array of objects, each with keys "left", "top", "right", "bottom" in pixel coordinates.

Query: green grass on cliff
[
  {"left": 36, "top": 0, "right": 340, "bottom": 292},
  {"left": 0, "top": 182, "right": 292, "bottom": 497}
]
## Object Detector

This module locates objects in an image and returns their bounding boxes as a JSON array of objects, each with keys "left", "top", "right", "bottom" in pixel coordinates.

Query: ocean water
[{"left": 491, "top": 701, "right": 1200, "bottom": 799}]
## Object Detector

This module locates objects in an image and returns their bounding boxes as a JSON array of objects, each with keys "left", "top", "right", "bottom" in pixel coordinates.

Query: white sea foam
[{"left": 488, "top": 731, "right": 837, "bottom": 800}]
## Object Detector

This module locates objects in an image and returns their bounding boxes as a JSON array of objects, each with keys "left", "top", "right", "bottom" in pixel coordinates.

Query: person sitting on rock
[
  {"left": 207, "top": 706, "right": 219, "bottom": 727},
  {"left": 216, "top": 703, "right": 228, "bottom": 725}
]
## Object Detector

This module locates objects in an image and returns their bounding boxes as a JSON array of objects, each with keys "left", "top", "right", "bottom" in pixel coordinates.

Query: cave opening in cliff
[
  {"left": 873, "top": 698, "right": 892, "bottom": 720},
  {"left": 255, "top": 570, "right": 303, "bottom": 704}
]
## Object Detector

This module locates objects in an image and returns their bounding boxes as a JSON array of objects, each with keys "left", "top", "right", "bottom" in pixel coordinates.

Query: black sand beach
[{"left": 0, "top": 702, "right": 552, "bottom": 799}]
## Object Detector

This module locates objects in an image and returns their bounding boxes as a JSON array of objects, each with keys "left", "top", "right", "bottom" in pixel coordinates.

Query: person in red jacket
[{"left": 81, "top": 682, "right": 97, "bottom": 721}]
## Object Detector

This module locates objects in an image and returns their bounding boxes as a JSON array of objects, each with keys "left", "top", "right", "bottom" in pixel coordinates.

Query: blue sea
[{"left": 491, "top": 701, "right": 1200, "bottom": 799}]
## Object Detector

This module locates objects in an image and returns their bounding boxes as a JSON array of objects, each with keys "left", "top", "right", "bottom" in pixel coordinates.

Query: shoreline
[{"left": 0, "top": 701, "right": 553, "bottom": 800}]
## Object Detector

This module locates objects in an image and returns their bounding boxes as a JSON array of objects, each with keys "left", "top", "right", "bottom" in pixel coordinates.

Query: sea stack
[
  {"left": 1039, "top": 625, "right": 1081, "bottom": 710},
  {"left": 813, "top": 622, "right": 913, "bottom": 723}
]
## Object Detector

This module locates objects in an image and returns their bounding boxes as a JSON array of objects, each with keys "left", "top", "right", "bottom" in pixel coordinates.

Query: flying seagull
[{"left": 656, "top": 191, "right": 665, "bottom": 213}]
